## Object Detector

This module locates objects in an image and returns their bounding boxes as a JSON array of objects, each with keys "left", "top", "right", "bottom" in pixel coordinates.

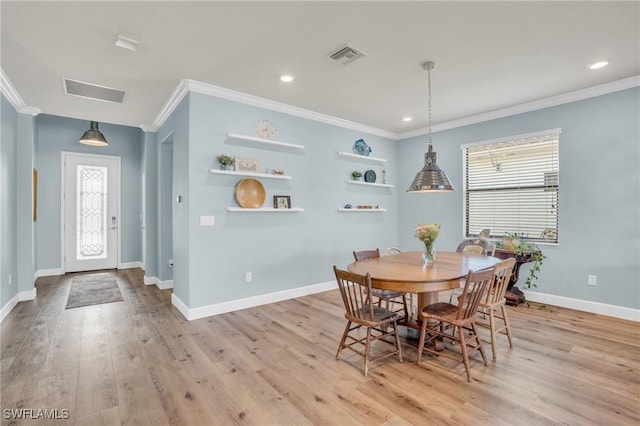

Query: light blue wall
[
  {"left": 16, "top": 114, "right": 35, "bottom": 293},
  {"left": 156, "top": 96, "right": 189, "bottom": 302},
  {"left": 182, "top": 92, "right": 398, "bottom": 308},
  {"left": 143, "top": 131, "right": 158, "bottom": 278},
  {"left": 1, "top": 95, "right": 18, "bottom": 307},
  {"left": 35, "top": 114, "right": 144, "bottom": 270},
  {"left": 398, "top": 87, "right": 640, "bottom": 309}
]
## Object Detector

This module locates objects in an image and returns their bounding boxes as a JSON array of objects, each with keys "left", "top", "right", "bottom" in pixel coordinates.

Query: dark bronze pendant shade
[
  {"left": 79, "top": 121, "right": 109, "bottom": 146},
  {"left": 407, "top": 61, "right": 454, "bottom": 193}
]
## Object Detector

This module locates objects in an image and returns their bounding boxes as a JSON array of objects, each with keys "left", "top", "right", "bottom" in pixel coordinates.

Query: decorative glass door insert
[{"left": 76, "top": 165, "right": 108, "bottom": 260}]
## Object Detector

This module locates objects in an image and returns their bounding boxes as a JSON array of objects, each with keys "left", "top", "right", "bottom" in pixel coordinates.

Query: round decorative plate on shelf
[
  {"left": 235, "top": 178, "right": 266, "bottom": 208},
  {"left": 364, "top": 170, "right": 377, "bottom": 183},
  {"left": 352, "top": 139, "right": 372, "bottom": 156},
  {"left": 256, "top": 120, "right": 278, "bottom": 140}
]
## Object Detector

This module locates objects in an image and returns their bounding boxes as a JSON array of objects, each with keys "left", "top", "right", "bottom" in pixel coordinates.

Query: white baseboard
[
  {"left": 171, "top": 281, "right": 336, "bottom": 321},
  {"left": 19, "top": 288, "right": 37, "bottom": 301},
  {"left": 1, "top": 288, "right": 37, "bottom": 323},
  {"left": 34, "top": 268, "right": 64, "bottom": 279},
  {"left": 143, "top": 275, "right": 173, "bottom": 290},
  {"left": 524, "top": 290, "right": 639, "bottom": 322},
  {"left": 119, "top": 261, "right": 143, "bottom": 269},
  {"left": 0, "top": 294, "right": 19, "bottom": 323}
]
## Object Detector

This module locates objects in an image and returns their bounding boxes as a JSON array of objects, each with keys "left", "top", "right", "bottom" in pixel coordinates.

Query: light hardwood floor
[{"left": 1, "top": 269, "right": 639, "bottom": 425}]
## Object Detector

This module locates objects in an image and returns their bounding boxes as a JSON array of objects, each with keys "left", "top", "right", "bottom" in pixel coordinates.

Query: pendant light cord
[{"left": 427, "top": 63, "right": 432, "bottom": 145}]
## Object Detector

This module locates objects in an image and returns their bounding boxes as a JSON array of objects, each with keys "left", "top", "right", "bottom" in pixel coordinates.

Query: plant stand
[{"left": 493, "top": 248, "right": 536, "bottom": 306}]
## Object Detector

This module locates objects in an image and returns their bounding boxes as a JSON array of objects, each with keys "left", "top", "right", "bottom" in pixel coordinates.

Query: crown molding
[
  {"left": 0, "top": 67, "right": 41, "bottom": 116},
  {"left": 146, "top": 78, "right": 397, "bottom": 139},
  {"left": 397, "top": 75, "right": 640, "bottom": 140},
  {"left": 139, "top": 124, "right": 157, "bottom": 132}
]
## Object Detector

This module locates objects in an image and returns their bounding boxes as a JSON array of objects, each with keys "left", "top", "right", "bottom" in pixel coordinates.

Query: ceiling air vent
[
  {"left": 328, "top": 45, "right": 366, "bottom": 65},
  {"left": 64, "top": 79, "right": 126, "bottom": 104}
]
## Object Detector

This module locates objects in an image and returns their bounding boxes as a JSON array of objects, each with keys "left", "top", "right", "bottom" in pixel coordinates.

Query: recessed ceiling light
[
  {"left": 280, "top": 75, "right": 294, "bottom": 82},
  {"left": 588, "top": 61, "right": 609, "bottom": 70},
  {"left": 402, "top": 117, "right": 413, "bottom": 122}
]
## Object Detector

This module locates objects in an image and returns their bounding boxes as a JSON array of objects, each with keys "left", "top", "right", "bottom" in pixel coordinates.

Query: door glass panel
[{"left": 76, "top": 165, "right": 108, "bottom": 260}]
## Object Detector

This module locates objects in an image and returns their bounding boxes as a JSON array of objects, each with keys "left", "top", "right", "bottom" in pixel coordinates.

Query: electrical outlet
[
  {"left": 245, "top": 272, "right": 252, "bottom": 283},
  {"left": 169, "top": 259, "right": 174, "bottom": 267},
  {"left": 588, "top": 275, "right": 597, "bottom": 286}
]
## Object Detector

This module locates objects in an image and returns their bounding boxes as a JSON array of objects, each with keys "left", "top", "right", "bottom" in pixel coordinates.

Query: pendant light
[
  {"left": 79, "top": 121, "right": 109, "bottom": 146},
  {"left": 407, "top": 61, "right": 454, "bottom": 193}
]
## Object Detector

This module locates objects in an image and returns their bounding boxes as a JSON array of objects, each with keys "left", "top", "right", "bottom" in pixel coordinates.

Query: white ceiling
[{"left": 2, "top": 1, "right": 638, "bottom": 134}]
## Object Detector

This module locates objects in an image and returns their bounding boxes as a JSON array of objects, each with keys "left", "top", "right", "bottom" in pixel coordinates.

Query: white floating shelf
[
  {"left": 347, "top": 180, "right": 393, "bottom": 188},
  {"left": 227, "top": 133, "right": 304, "bottom": 150},
  {"left": 227, "top": 207, "right": 304, "bottom": 212},
  {"left": 209, "top": 169, "right": 292, "bottom": 180},
  {"left": 337, "top": 151, "right": 387, "bottom": 163},
  {"left": 339, "top": 208, "right": 387, "bottom": 212}
]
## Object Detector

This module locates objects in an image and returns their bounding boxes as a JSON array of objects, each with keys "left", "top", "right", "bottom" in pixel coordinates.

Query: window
[{"left": 462, "top": 129, "right": 560, "bottom": 243}]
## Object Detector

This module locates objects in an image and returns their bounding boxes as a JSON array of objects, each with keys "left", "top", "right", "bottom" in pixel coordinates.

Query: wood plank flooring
[{"left": 1, "top": 269, "right": 638, "bottom": 425}]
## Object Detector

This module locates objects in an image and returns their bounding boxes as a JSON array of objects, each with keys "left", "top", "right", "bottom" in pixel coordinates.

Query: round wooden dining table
[{"left": 347, "top": 250, "right": 501, "bottom": 330}]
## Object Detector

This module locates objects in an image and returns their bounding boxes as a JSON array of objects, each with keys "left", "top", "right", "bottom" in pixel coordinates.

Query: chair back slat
[
  {"left": 334, "top": 266, "right": 374, "bottom": 321},
  {"left": 353, "top": 248, "right": 381, "bottom": 261},
  {"left": 456, "top": 239, "right": 491, "bottom": 256},
  {"left": 484, "top": 258, "right": 516, "bottom": 305},
  {"left": 456, "top": 267, "right": 495, "bottom": 320}
]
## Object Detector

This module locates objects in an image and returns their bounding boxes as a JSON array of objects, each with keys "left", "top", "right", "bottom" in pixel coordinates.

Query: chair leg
[
  {"left": 458, "top": 325, "right": 472, "bottom": 382},
  {"left": 363, "top": 327, "right": 372, "bottom": 377},
  {"left": 391, "top": 321, "right": 403, "bottom": 363},
  {"left": 489, "top": 308, "right": 497, "bottom": 360},
  {"left": 336, "top": 321, "right": 351, "bottom": 360},
  {"left": 402, "top": 294, "right": 409, "bottom": 321},
  {"left": 417, "top": 316, "right": 429, "bottom": 364},
  {"left": 472, "top": 323, "right": 488, "bottom": 366},
  {"left": 502, "top": 305, "right": 514, "bottom": 348}
]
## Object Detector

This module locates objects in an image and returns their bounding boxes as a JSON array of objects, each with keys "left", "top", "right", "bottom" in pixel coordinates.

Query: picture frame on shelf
[
  {"left": 235, "top": 156, "right": 261, "bottom": 173},
  {"left": 273, "top": 195, "right": 291, "bottom": 209}
]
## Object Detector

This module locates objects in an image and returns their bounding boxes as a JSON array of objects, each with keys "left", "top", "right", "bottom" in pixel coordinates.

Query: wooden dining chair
[
  {"left": 417, "top": 267, "right": 495, "bottom": 382},
  {"left": 449, "top": 238, "right": 494, "bottom": 303},
  {"left": 333, "top": 266, "right": 403, "bottom": 376},
  {"left": 353, "top": 249, "right": 408, "bottom": 320},
  {"left": 384, "top": 247, "right": 402, "bottom": 256},
  {"left": 475, "top": 258, "right": 516, "bottom": 360}
]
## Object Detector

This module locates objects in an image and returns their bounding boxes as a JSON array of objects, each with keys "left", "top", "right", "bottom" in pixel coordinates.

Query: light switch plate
[{"left": 200, "top": 215, "right": 215, "bottom": 226}]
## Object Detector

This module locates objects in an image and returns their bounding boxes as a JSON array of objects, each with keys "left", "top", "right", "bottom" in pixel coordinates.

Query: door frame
[{"left": 60, "top": 151, "right": 122, "bottom": 273}]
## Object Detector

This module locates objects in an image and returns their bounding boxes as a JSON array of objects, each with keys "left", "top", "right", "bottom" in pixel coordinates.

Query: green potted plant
[
  {"left": 351, "top": 170, "right": 363, "bottom": 181},
  {"left": 216, "top": 155, "right": 235, "bottom": 170},
  {"left": 496, "top": 233, "right": 545, "bottom": 289}
]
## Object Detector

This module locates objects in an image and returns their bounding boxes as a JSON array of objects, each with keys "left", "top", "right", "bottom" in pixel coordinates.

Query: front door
[{"left": 63, "top": 152, "right": 120, "bottom": 272}]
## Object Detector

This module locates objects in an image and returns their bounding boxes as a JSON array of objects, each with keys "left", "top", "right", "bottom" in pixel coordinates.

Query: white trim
[
  {"left": 524, "top": 290, "right": 639, "bottom": 322},
  {"left": 172, "top": 281, "right": 335, "bottom": 321},
  {"left": 0, "top": 67, "right": 41, "bottom": 115},
  {"left": 143, "top": 275, "right": 173, "bottom": 290},
  {"left": 0, "top": 294, "right": 19, "bottom": 323},
  {"left": 460, "top": 128, "right": 562, "bottom": 149},
  {"left": 34, "top": 268, "right": 64, "bottom": 279},
  {"left": 19, "top": 288, "right": 37, "bottom": 302},
  {"left": 0, "top": 288, "right": 38, "bottom": 324},
  {"left": 209, "top": 169, "right": 292, "bottom": 180},
  {"left": 146, "top": 81, "right": 190, "bottom": 132},
  {"left": 157, "top": 279, "right": 174, "bottom": 290},
  {"left": 147, "top": 79, "right": 396, "bottom": 139},
  {"left": 398, "top": 75, "right": 640, "bottom": 140},
  {"left": 118, "top": 261, "right": 143, "bottom": 269},
  {"left": 61, "top": 152, "right": 122, "bottom": 273}
]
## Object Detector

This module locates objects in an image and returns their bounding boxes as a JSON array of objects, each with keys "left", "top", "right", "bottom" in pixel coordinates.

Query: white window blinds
[{"left": 463, "top": 130, "right": 560, "bottom": 243}]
